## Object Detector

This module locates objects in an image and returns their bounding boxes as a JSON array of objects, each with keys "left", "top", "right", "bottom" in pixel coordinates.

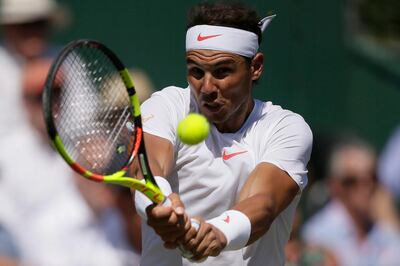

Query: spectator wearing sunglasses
[{"left": 301, "top": 136, "right": 400, "bottom": 266}]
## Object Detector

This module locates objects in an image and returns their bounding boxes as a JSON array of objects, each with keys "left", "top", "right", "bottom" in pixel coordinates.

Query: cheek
[
  {"left": 187, "top": 78, "right": 202, "bottom": 101},
  {"left": 219, "top": 77, "right": 250, "bottom": 102}
]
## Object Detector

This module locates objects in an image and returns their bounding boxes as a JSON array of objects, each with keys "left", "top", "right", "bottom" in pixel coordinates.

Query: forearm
[
  {"left": 232, "top": 194, "right": 278, "bottom": 245},
  {"left": 209, "top": 163, "right": 299, "bottom": 247}
]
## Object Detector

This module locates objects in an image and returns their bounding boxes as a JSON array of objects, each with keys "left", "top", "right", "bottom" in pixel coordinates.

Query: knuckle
[{"left": 204, "top": 223, "right": 213, "bottom": 233}]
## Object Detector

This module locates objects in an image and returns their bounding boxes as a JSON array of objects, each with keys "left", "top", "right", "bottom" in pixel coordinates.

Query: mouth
[{"left": 202, "top": 102, "right": 222, "bottom": 113}]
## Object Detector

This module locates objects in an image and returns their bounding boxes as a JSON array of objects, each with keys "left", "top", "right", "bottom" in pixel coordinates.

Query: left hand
[{"left": 178, "top": 217, "right": 227, "bottom": 261}]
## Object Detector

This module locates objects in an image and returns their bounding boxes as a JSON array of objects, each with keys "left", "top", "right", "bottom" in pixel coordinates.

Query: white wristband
[
  {"left": 134, "top": 176, "right": 172, "bottom": 220},
  {"left": 206, "top": 210, "right": 251, "bottom": 250}
]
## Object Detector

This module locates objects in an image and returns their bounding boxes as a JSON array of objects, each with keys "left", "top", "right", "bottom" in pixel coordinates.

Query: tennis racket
[
  {"left": 42, "top": 39, "right": 165, "bottom": 202},
  {"left": 42, "top": 39, "right": 198, "bottom": 259}
]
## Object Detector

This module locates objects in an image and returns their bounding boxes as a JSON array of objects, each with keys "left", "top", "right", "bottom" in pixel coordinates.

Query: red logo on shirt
[
  {"left": 223, "top": 215, "right": 230, "bottom": 223},
  {"left": 222, "top": 150, "right": 247, "bottom": 160},
  {"left": 197, "top": 33, "right": 222, "bottom": 41}
]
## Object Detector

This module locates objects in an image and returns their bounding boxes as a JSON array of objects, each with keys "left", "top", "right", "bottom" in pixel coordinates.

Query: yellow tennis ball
[{"left": 177, "top": 113, "right": 210, "bottom": 145}]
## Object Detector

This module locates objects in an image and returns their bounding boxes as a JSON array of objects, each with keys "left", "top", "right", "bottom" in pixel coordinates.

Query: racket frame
[{"left": 43, "top": 39, "right": 164, "bottom": 203}]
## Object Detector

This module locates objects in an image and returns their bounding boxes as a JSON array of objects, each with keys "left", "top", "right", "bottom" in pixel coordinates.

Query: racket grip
[{"left": 162, "top": 197, "right": 172, "bottom": 207}]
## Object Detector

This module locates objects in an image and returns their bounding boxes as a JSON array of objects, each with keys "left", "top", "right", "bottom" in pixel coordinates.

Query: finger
[
  {"left": 189, "top": 238, "right": 219, "bottom": 262},
  {"left": 184, "top": 219, "right": 211, "bottom": 252},
  {"left": 155, "top": 225, "right": 188, "bottom": 242},
  {"left": 168, "top": 193, "right": 186, "bottom": 225},
  {"left": 179, "top": 218, "right": 200, "bottom": 245},
  {"left": 195, "top": 233, "right": 219, "bottom": 257},
  {"left": 147, "top": 206, "right": 185, "bottom": 230},
  {"left": 146, "top": 204, "right": 173, "bottom": 220}
]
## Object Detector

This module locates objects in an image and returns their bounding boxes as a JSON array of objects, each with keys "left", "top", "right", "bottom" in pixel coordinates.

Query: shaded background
[{"left": 52, "top": 0, "right": 400, "bottom": 151}]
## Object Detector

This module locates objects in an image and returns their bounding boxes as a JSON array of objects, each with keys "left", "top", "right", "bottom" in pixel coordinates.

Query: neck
[{"left": 347, "top": 207, "right": 373, "bottom": 240}]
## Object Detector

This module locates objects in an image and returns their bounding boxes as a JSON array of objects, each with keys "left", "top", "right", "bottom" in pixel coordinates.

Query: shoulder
[
  {"left": 254, "top": 101, "right": 313, "bottom": 145},
  {"left": 140, "top": 86, "right": 190, "bottom": 142},
  {"left": 141, "top": 85, "right": 190, "bottom": 116},
  {"left": 149, "top": 86, "right": 189, "bottom": 103}
]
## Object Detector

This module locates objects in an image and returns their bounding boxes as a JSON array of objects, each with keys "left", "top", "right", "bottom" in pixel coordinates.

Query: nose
[{"left": 201, "top": 73, "right": 217, "bottom": 94}]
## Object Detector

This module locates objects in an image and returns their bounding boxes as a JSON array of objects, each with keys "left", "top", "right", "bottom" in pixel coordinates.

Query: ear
[{"left": 251, "top": 52, "right": 264, "bottom": 81}]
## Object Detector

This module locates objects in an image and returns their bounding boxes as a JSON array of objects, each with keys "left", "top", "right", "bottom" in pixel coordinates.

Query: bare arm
[
  {"left": 183, "top": 162, "right": 300, "bottom": 260},
  {"left": 142, "top": 132, "right": 175, "bottom": 177},
  {"left": 134, "top": 132, "right": 194, "bottom": 245},
  {"left": 234, "top": 162, "right": 299, "bottom": 244}
]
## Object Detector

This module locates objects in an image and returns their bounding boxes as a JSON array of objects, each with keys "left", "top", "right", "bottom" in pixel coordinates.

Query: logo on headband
[{"left": 197, "top": 33, "right": 222, "bottom": 42}]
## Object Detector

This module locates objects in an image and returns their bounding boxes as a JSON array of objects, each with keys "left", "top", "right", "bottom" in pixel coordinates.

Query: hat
[{"left": 0, "top": 0, "right": 59, "bottom": 24}]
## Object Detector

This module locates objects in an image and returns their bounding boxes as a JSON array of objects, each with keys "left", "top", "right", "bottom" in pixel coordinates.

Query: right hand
[{"left": 178, "top": 218, "right": 227, "bottom": 261}]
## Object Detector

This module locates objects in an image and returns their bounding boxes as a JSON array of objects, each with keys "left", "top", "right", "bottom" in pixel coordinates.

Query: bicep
[
  {"left": 143, "top": 132, "right": 175, "bottom": 177},
  {"left": 131, "top": 133, "right": 175, "bottom": 179}
]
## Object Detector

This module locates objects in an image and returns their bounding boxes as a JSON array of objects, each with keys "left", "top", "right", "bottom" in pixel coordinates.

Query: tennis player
[{"left": 134, "top": 2, "right": 313, "bottom": 265}]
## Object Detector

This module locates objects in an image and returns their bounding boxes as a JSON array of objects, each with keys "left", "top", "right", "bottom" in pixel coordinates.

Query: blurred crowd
[
  {"left": 0, "top": 0, "right": 399, "bottom": 266},
  {"left": 286, "top": 134, "right": 400, "bottom": 266},
  {"left": 0, "top": 0, "right": 153, "bottom": 265}
]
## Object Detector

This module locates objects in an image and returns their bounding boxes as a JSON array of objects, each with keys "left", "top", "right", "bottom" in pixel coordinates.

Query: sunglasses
[{"left": 339, "top": 175, "right": 376, "bottom": 188}]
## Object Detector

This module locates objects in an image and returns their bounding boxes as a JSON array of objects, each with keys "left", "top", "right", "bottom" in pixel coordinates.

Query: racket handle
[{"left": 162, "top": 196, "right": 172, "bottom": 207}]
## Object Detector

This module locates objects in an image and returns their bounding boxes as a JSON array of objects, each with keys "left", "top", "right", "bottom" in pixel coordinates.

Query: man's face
[
  {"left": 332, "top": 148, "right": 376, "bottom": 218},
  {"left": 4, "top": 20, "right": 50, "bottom": 59},
  {"left": 186, "top": 49, "right": 259, "bottom": 133}
]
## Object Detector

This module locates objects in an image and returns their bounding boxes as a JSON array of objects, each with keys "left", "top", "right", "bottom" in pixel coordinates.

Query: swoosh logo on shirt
[
  {"left": 222, "top": 150, "right": 248, "bottom": 160},
  {"left": 223, "top": 215, "right": 230, "bottom": 223},
  {"left": 197, "top": 33, "right": 222, "bottom": 42}
]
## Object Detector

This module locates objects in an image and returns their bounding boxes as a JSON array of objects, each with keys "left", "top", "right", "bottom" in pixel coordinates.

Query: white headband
[{"left": 186, "top": 14, "right": 276, "bottom": 57}]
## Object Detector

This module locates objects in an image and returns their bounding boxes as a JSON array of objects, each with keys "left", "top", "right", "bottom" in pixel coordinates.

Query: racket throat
[{"left": 139, "top": 153, "right": 157, "bottom": 184}]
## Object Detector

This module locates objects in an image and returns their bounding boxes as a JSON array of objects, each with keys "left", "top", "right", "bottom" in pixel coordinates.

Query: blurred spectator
[
  {"left": 0, "top": 0, "right": 64, "bottom": 137},
  {"left": 378, "top": 126, "right": 400, "bottom": 204},
  {"left": 302, "top": 136, "right": 400, "bottom": 266},
  {"left": 130, "top": 68, "right": 155, "bottom": 102},
  {"left": 0, "top": 0, "right": 143, "bottom": 265},
  {"left": 71, "top": 67, "right": 156, "bottom": 258}
]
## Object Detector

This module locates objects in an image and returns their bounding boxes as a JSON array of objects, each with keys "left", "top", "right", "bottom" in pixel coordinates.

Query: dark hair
[{"left": 187, "top": 1, "right": 262, "bottom": 45}]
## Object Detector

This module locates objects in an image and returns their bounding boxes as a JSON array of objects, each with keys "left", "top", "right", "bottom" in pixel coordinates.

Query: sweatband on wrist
[
  {"left": 134, "top": 176, "right": 172, "bottom": 220},
  {"left": 206, "top": 210, "right": 251, "bottom": 251}
]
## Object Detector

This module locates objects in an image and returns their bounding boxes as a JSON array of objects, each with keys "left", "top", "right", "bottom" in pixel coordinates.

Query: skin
[
  {"left": 139, "top": 49, "right": 300, "bottom": 261},
  {"left": 3, "top": 20, "right": 50, "bottom": 60},
  {"left": 186, "top": 49, "right": 262, "bottom": 132},
  {"left": 329, "top": 147, "right": 377, "bottom": 240},
  {"left": 22, "top": 58, "right": 53, "bottom": 139}
]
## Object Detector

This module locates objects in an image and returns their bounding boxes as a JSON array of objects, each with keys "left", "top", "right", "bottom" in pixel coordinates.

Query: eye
[
  {"left": 188, "top": 67, "right": 204, "bottom": 80},
  {"left": 213, "top": 67, "right": 232, "bottom": 79}
]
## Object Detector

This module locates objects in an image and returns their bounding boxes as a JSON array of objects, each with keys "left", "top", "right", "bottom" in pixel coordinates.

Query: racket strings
[{"left": 52, "top": 45, "right": 135, "bottom": 174}]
